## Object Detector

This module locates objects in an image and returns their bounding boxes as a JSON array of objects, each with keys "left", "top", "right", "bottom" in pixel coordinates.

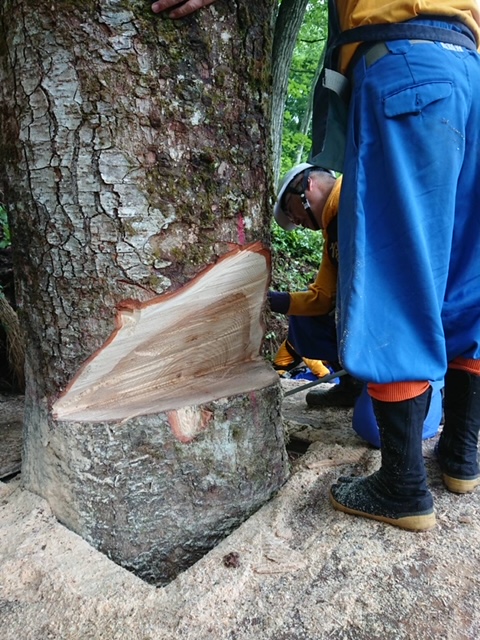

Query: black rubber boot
[
  {"left": 436, "top": 368, "right": 480, "bottom": 494},
  {"left": 330, "top": 388, "right": 436, "bottom": 531},
  {"left": 306, "top": 373, "right": 362, "bottom": 408}
]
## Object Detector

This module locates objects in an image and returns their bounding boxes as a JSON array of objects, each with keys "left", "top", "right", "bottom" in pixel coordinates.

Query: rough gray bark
[
  {"left": 25, "top": 383, "right": 286, "bottom": 584},
  {"left": 0, "top": 0, "right": 289, "bottom": 584},
  {"left": 271, "top": 0, "right": 310, "bottom": 180}
]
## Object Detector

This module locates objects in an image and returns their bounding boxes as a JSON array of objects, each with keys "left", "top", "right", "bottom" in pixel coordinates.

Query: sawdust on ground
[{"left": 1, "top": 381, "right": 479, "bottom": 640}]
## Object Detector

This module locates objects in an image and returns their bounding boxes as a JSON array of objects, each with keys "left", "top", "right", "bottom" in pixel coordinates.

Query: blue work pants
[{"left": 338, "top": 33, "right": 480, "bottom": 383}]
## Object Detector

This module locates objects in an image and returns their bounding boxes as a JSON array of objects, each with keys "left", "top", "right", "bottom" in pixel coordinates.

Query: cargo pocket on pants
[{"left": 383, "top": 81, "right": 452, "bottom": 117}]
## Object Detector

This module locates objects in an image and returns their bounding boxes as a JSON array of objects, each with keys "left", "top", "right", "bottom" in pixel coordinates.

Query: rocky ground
[{"left": 1, "top": 381, "right": 480, "bottom": 640}]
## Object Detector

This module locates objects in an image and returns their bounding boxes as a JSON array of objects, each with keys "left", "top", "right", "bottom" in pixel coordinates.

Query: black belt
[
  {"left": 344, "top": 21, "right": 477, "bottom": 78},
  {"left": 364, "top": 40, "right": 422, "bottom": 68},
  {"left": 364, "top": 38, "right": 472, "bottom": 68}
]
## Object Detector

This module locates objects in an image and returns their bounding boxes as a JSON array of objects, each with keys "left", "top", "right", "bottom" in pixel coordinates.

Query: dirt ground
[{"left": 1, "top": 381, "right": 480, "bottom": 640}]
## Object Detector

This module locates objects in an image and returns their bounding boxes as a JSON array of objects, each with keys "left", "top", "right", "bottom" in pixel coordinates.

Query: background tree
[
  {"left": 280, "top": 0, "right": 328, "bottom": 174},
  {"left": 266, "top": 0, "right": 328, "bottom": 358},
  {"left": 0, "top": 0, "right": 289, "bottom": 585},
  {"left": 0, "top": 204, "right": 24, "bottom": 392},
  {"left": 271, "top": 0, "right": 310, "bottom": 180}
]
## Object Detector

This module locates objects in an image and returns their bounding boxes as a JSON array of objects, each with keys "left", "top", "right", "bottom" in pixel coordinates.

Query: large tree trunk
[{"left": 0, "top": 0, "right": 289, "bottom": 585}]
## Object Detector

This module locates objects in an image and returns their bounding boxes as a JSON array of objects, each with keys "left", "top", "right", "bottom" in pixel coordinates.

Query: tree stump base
[{"left": 23, "top": 382, "right": 288, "bottom": 585}]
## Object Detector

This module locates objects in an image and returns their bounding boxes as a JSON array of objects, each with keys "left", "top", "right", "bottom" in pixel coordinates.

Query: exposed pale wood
[
  {"left": 167, "top": 407, "right": 214, "bottom": 444},
  {"left": 53, "top": 243, "right": 277, "bottom": 423}
]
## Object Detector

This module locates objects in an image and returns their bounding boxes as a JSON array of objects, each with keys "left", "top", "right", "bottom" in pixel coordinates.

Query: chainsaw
[{"left": 283, "top": 368, "right": 348, "bottom": 397}]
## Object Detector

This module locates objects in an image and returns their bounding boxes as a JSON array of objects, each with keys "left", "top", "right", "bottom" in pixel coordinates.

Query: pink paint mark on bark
[
  {"left": 237, "top": 214, "right": 246, "bottom": 245},
  {"left": 167, "top": 407, "right": 214, "bottom": 443}
]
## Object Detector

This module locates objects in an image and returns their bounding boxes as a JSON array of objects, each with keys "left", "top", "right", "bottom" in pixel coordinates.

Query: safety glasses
[{"left": 281, "top": 168, "right": 320, "bottom": 230}]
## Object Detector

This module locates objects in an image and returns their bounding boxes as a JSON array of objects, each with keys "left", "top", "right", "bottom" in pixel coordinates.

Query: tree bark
[
  {"left": 294, "top": 44, "right": 325, "bottom": 164},
  {"left": 0, "top": 0, "right": 289, "bottom": 584},
  {"left": 271, "top": 0, "right": 310, "bottom": 180}
]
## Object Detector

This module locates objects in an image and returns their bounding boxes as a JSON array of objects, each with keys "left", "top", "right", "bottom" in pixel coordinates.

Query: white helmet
[{"left": 273, "top": 162, "right": 335, "bottom": 231}]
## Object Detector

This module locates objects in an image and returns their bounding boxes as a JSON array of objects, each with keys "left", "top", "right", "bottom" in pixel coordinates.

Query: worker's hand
[
  {"left": 151, "top": 0, "right": 217, "bottom": 18},
  {"left": 267, "top": 291, "right": 290, "bottom": 315}
]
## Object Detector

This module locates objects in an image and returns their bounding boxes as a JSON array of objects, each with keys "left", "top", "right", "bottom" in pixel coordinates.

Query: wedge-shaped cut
[{"left": 53, "top": 242, "right": 277, "bottom": 422}]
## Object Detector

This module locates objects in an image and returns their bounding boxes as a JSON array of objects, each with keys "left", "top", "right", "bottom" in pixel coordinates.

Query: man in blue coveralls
[{"left": 312, "top": 1, "right": 480, "bottom": 532}]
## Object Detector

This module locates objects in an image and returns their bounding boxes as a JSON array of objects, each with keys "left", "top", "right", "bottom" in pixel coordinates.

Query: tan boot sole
[
  {"left": 329, "top": 492, "right": 437, "bottom": 531},
  {"left": 442, "top": 474, "right": 480, "bottom": 494}
]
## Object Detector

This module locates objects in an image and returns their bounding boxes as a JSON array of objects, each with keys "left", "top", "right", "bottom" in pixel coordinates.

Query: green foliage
[
  {"left": 0, "top": 205, "right": 10, "bottom": 249},
  {"left": 280, "top": 111, "right": 311, "bottom": 173},
  {"left": 270, "top": 222, "right": 323, "bottom": 292}
]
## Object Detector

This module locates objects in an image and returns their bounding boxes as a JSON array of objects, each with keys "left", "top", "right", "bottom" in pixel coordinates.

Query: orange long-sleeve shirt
[{"left": 287, "top": 178, "right": 342, "bottom": 317}]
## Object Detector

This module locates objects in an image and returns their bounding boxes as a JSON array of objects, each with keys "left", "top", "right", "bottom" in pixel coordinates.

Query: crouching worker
[
  {"left": 269, "top": 163, "right": 443, "bottom": 445},
  {"left": 267, "top": 163, "right": 361, "bottom": 407}
]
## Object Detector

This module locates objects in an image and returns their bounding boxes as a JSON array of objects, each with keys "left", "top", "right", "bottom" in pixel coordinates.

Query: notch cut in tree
[{"left": 53, "top": 242, "right": 278, "bottom": 427}]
